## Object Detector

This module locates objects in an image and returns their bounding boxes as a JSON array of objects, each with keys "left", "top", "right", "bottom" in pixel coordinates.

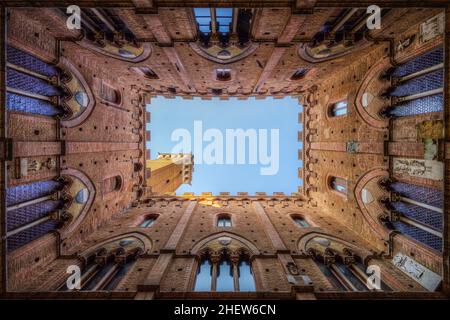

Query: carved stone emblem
[
  {"left": 218, "top": 237, "right": 231, "bottom": 246},
  {"left": 346, "top": 141, "right": 359, "bottom": 154},
  {"left": 286, "top": 262, "right": 299, "bottom": 276}
]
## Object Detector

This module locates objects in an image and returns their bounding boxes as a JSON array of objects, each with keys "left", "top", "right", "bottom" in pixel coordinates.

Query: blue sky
[{"left": 146, "top": 96, "right": 303, "bottom": 195}]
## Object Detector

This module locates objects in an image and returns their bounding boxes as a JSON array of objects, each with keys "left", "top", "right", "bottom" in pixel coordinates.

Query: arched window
[
  {"left": 328, "top": 100, "right": 348, "bottom": 117},
  {"left": 194, "top": 257, "right": 213, "bottom": 291},
  {"left": 5, "top": 179, "right": 65, "bottom": 252},
  {"left": 59, "top": 237, "right": 144, "bottom": 292},
  {"left": 131, "top": 66, "right": 159, "bottom": 80},
  {"left": 139, "top": 215, "right": 158, "bottom": 228},
  {"left": 103, "top": 175, "right": 122, "bottom": 195},
  {"left": 216, "top": 68, "right": 231, "bottom": 81},
  {"left": 100, "top": 81, "right": 121, "bottom": 105},
  {"left": 385, "top": 47, "right": 443, "bottom": 117},
  {"left": 290, "top": 68, "right": 309, "bottom": 80},
  {"left": 237, "top": 258, "right": 256, "bottom": 291},
  {"left": 216, "top": 256, "right": 234, "bottom": 291},
  {"left": 381, "top": 182, "right": 443, "bottom": 252},
  {"left": 6, "top": 45, "right": 63, "bottom": 116},
  {"left": 291, "top": 215, "right": 310, "bottom": 228},
  {"left": 307, "top": 242, "right": 391, "bottom": 292},
  {"left": 194, "top": 250, "right": 255, "bottom": 292},
  {"left": 217, "top": 215, "right": 232, "bottom": 227},
  {"left": 330, "top": 176, "right": 348, "bottom": 195}
]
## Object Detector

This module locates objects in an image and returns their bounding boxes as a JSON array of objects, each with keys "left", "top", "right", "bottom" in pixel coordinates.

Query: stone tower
[{"left": 146, "top": 153, "right": 194, "bottom": 195}]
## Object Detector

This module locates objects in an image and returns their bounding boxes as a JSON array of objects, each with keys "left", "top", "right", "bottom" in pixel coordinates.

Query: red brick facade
[{"left": 0, "top": 1, "right": 448, "bottom": 299}]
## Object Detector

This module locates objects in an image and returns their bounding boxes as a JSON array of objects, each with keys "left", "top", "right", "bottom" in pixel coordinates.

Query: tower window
[
  {"left": 216, "top": 68, "right": 231, "bottom": 81},
  {"left": 330, "top": 176, "right": 348, "bottom": 195},
  {"left": 139, "top": 215, "right": 157, "bottom": 228},
  {"left": 131, "top": 66, "right": 159, "bottom": 79},
  {"left": 217, "top": 215, "right": 232, "bottom": 227},
  {"left": 290, "top": 68, "right": 309, "bottom": 80},
  {"left": 291, "top": 215, "right": 310, "bottom": 228},
  {"left": 168, "top": 87, "right": 177, "bottom": 94},
  {"left": 100, "top": 82, "right": 121, "bottom": 105},
  {"left": 103, "top": 175, "right": 122, "bottom": 194},
  {"left": 329, "top": 100, "right": 348, "bottom": 117}
]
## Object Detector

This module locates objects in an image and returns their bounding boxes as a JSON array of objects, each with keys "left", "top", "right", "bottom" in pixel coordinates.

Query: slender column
[
  {"left": 399, "top": 216, "right": 442, "bottom": 238},
  {"left": 329, "top": 263, "right": 358, "bottom": 292},
  {"left": 393, "top": 88, "right": 443, "bottom": 104},
  {"left": 7, "top": 214, "right": 52, "bottom": 237},
  {"left": 6, "top": 87, "right": 57, "bottom": 103},
  {"left": 394, "top": 63, "right": 443, "bottom": 84},
  {"left": 210, "top": 8, "right": 217, "bottom": 34},
  {"left": 6, "top": 211, "right": 67, "bottom": 237},
  {"left": 398, "top": 196, "right": 443, "bottom": 214},
  {"left": 210, "top": 253, "right": 220, "bottom": 292},
  {"left": 6, "top": 193, "right": 57, "bottom": 212},
  {"left": 230, "top": 252, "right": 240, "bottom": 292},
  {"left": 90, "top": 8, "right": 117, "bottom": 33},
  {"left": 91, "top": 263, "right": 120, "bottom": 291},
  {"left": 231, "top": 8, "right": 238, "bottom": 34},
  {"left": 80, "top": 11, "right": 102, "bottom": 35},
  {"left": 330, "top": 8, "right": 358, "bottom": 35},
  {"left": 347, "top": 264, "right": 377, "bottom": 291},
  {"left": 7, "top": 63, "right": 56, "bottom": 84},
  {"left": 349, "top": 14, "right": 368, "bottom": 34},
  {"left": 79, "top": 264, "right": 101, "bottom": 289}
]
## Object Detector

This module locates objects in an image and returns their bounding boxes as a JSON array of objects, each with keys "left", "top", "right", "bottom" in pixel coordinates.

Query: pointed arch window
[
  {"left": 237, "top": 258, "right": 256, "bottom": 291},
  {"left": 330, "top": 176, "right": 348, "bottom": 195},
  {"left": 100, "top": 81, "right": 121, "bottom": 105},
  {"left": 59, "top": 237, "right": 143, "bottom": 291},
  {"left": 194, "top": 257, "right": 213, "bottom": 291},
  {"left": 103, "top": 175, "right": 122, "bottom": 195},
  {"left": 290, "top": 68, "right": 309, "bottom": 80},
  {"left": 194, "top": 251, "right": 255, "bottom": 292},
  {"left": 5, "top": 179, "right": 66, "bottom": 252},
  {"left": 216, "top": 257, "right": 234, "bottom": 291},
  {"left": 131, "top": 66, "right": 159, "bottom": 80},
  {"left": 139, "top": 215, "right": 158, "bottom": 228},
  {"left": 329, "top": 100, "right": 348, "bottom": 117},
  {"left": 291, "top": 215, "right": 310, "bottom": 228},
  {"left": 305, "top": 237, "right": 391, "bottom": 292},
  {"left": 6, "top": 45, "right": 63, "bottom": 116},
  {"left": 309, "top": 249, "right": 391, "bottom": 292}
]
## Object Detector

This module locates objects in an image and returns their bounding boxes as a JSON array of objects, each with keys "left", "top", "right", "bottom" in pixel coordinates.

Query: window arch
[
  {"left": 290, "top": 68, "right": 309, "bottom": 80},
  {"left": 139, "top": 214, "right": 158, "bottom": 228},
  {"left": 329, "top": 176, "right": 348, "bottom": 195},
  {"left": 6, "top": 45, "right": 64, "bottom": 117},
  {"left": 59, "top": 236, "right": 144, "bottom": 291},
  {"left": 216, "top": 68, "right": 231, "bottom": 81},
  {"left": 328, "top": 100, "right": 348, "bottom": 117},
  {"left": 217, "top": 214, "right": 232, "bottom": 227},
  {"left": 103, "top": 175, "right": 122, "bottom": 195},
  {"left": 378, "top": 181, "right": 443, "bottom": 252},
  {"left": 100, "top": 81, "right": 121, "bottom": 105},
  {"left": 290, "top": 214, "right": 310, "bottom": 228},
  {"left": 5, "top": 179, "right": 66, "bottom": 252},
  {"left": 303, "top": 235, "right": 391, "bottom": 292},
  {"left": 130, "top": 66, "right": 159, "bottom": 80}
]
